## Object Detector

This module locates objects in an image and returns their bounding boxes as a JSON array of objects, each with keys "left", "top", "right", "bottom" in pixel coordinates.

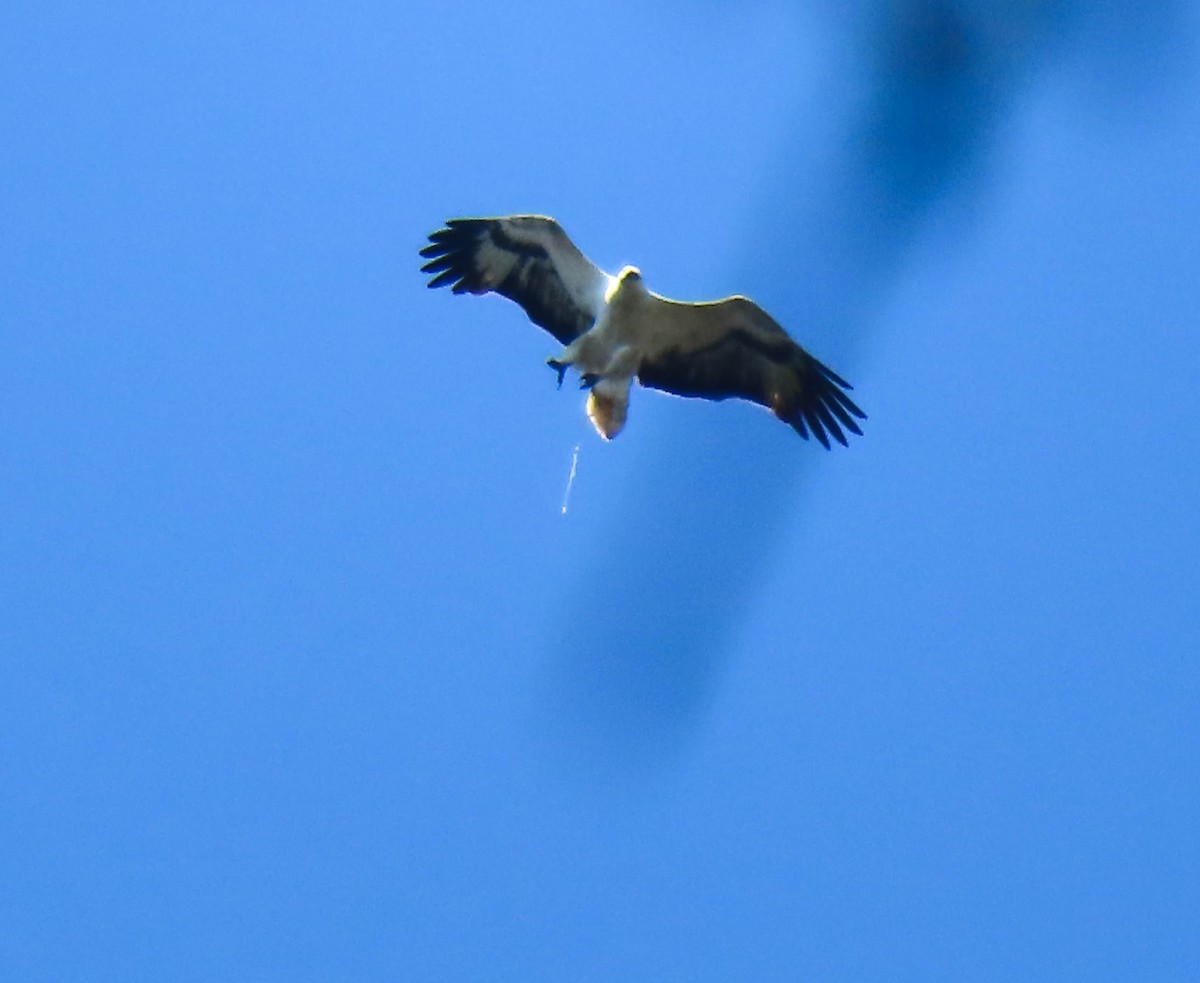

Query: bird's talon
[{"left": 546, "top": 358, "right": 568, "bottom": 389}]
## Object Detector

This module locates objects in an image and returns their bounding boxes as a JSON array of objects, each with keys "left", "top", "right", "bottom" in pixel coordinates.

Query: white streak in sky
[{"left": 560, "top": 444, "right": 580, "bottom": 516}]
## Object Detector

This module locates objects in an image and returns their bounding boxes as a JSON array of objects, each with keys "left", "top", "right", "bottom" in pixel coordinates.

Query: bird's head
[{"left": 605, "top": 265, "right": 645, "bottom": 304}]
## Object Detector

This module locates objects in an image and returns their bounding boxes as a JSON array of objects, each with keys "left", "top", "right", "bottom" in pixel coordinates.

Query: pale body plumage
[{"left": 420, "top": 215, "right": 865, "bottom": 447}]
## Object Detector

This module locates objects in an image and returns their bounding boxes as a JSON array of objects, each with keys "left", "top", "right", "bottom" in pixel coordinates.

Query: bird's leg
[
  {"left": 548, "top": 337, "right": 588, "bottom": 389},
  {"left": 579, "top": 372, "right": 601, "bottom": 390},
  {"left": 546, "top": 358, "right": 570, "bottom": 389}
]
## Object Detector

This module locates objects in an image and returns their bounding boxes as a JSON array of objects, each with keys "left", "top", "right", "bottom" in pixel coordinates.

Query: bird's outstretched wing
[
  {"left": 420, "top": 216, "right": 609, "bottom": 345},
  {"left": 636, "top": 296, "right": 866, "bottom": 449}
]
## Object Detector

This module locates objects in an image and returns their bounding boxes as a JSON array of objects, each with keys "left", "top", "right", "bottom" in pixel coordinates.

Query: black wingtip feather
[
  {"left": 819, "top": 363, "right": 853, "bottom": 390},
  {"left": 824, "top": 395, "right": 862, "bottom": 435},
  {"left": 814, "top": 402, "right": 848, "bottom": 447},
  {"left": 790, "top": 352, "right": 870, "bottom": 448},
  {"left": 420, "top": 221, "right": 487, "bottom": 293},
  {"left": 831, "top": 386, "right": 867, "bottom": 421},
  {"left": 419, "top": 255, "right": 454, "bottom": 275},
  {"left": 803, "top": 407, "right": 832, "bottom": 450},
  {"left": 426, "top": 268, "right": 460, "bottom": 289}
]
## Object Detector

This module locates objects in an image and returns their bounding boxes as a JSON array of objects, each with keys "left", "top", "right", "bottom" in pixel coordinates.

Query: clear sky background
[{"left": 4, "top": 1, "right": 1199, "bottom": 979}]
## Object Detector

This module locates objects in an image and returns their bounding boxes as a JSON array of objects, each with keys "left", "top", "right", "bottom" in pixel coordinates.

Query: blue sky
[{"left": 4, "top": 1, "right": 1199, "bottom": 979}]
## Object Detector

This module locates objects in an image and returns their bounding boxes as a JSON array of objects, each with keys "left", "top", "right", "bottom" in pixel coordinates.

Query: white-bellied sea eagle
[{"left": 420, "top": 215, "right": 866, "bottom": 448}]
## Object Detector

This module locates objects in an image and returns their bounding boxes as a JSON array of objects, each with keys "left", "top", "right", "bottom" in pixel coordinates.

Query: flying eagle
[{"left": 419, "top": 215, "right": 865, "bottom": 448}]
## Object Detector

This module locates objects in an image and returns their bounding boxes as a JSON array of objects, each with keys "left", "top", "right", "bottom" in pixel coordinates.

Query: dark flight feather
[{"left": 421, "top": 219, "right": 595, "bottom": 345}]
